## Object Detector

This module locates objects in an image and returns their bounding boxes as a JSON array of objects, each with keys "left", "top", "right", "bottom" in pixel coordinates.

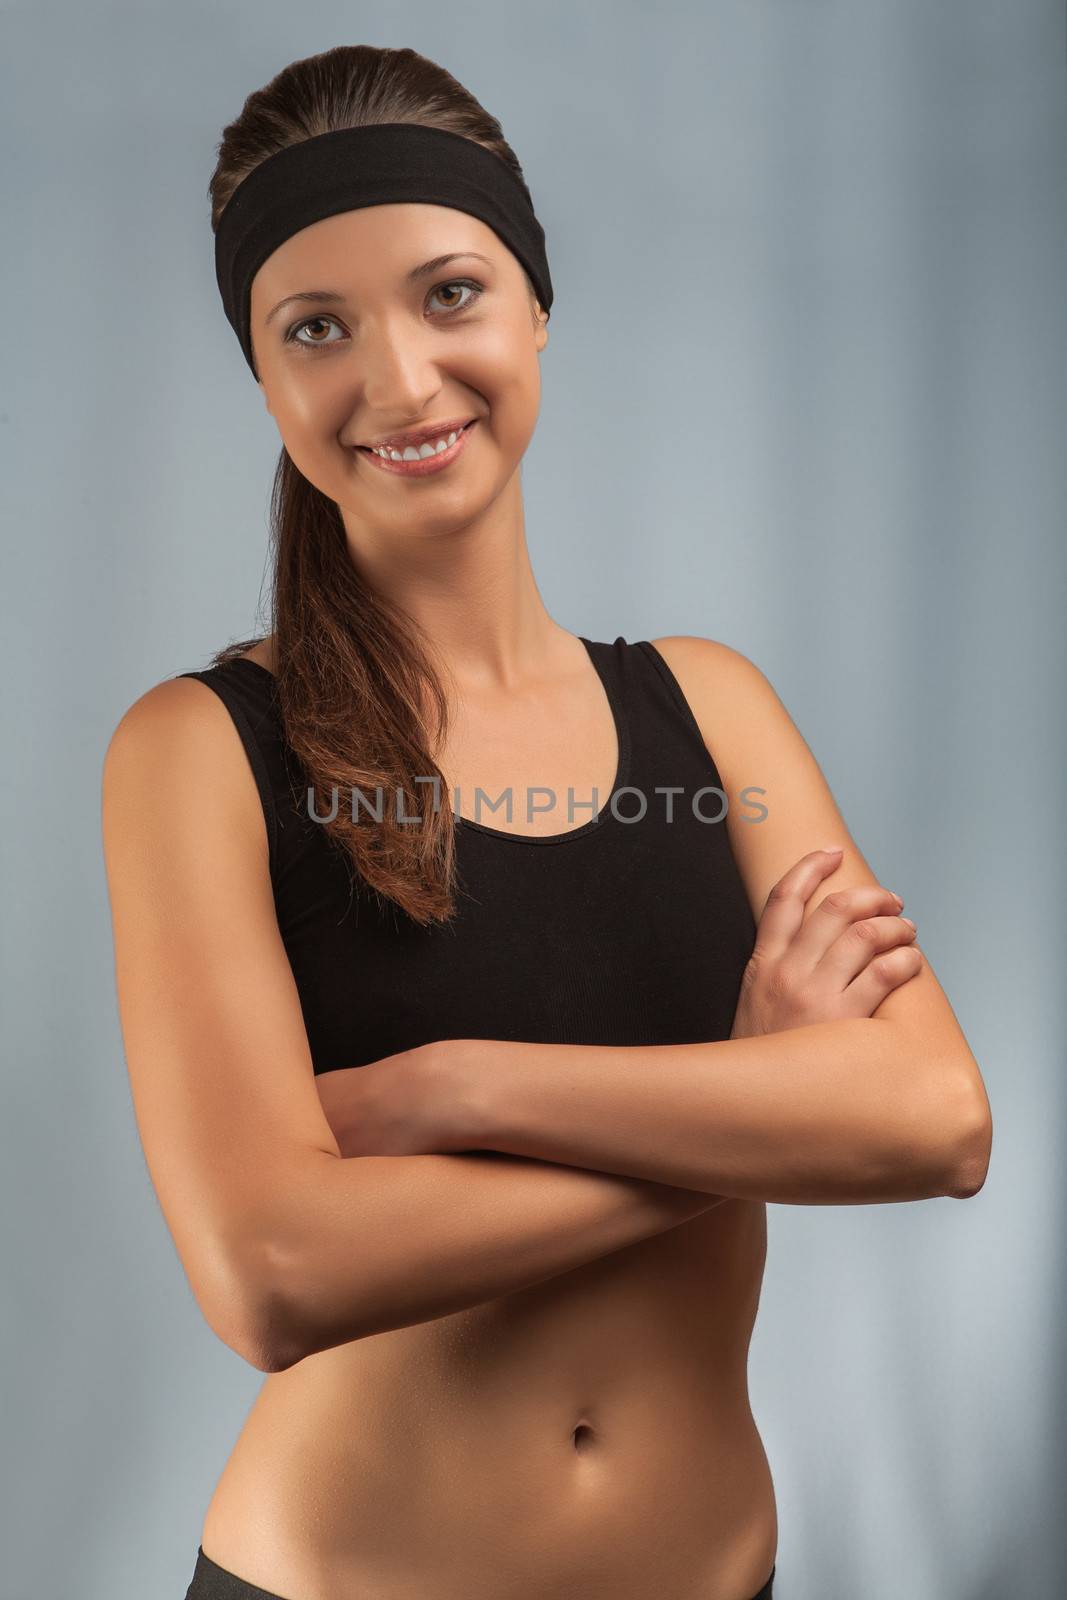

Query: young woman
[{"left": 101, "top": 44, "right": 992, "bottom": 1600}]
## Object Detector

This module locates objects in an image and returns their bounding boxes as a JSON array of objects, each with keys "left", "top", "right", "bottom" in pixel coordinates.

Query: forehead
[{"left": 249, "top": 203, "right": 505, "bottom": 310}]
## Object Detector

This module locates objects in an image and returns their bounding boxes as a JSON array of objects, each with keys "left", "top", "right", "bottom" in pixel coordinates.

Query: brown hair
[{"left": 205, "top": 45, "right": 547, "bottom": 925}]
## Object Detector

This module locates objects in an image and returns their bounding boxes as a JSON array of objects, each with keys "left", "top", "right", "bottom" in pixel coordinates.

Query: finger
[
  {"left": 840, "top": 941, "right": 924, "bottom": 1017},
  {"left": 790, "top": 885, "right": 908, "bottom": 970},
  {"left": 753, "top": 849, "right": 850, "bottom": 962},
  {"left": 813, "top": 912, "right": 918, "bottom": 989}
]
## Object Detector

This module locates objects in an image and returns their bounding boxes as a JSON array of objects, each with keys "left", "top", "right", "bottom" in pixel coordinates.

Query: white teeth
[{"left": 376, "top": 428, "right": 460, "bottom": 461}]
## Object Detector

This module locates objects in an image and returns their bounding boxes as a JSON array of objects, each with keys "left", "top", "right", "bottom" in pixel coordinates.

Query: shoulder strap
[
  {"left": 632, "top": 639, "right": 713, "bottom": 757},
  {"left": 613, "top": 638, "right": 734, "bottom": 812}
]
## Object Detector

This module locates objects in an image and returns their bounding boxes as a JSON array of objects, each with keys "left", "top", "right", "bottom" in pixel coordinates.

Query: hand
[
  {"left": 314, "top": 1040, "right": 472, "bottom": 1158},
  {"left": 730, "top": 847, "right": 921, "bottom": 1040}
]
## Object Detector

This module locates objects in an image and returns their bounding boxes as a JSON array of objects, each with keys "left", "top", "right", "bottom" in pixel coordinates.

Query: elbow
[
  {"left": 896, "top": 1068, "right": 992, "bottom": 1201},
  {"left": 896, "top": 1051, "right": 992, "bottom": 1201},
  {"left": 224, "top": 1325, "right": 296, "bottom": 1376},
  {"left": 223, "top": 1149, "right": 366, "bottom": 1368},
  {"left": 940, "top": 1090, "right": 993, "bottom": 1201},
  {"left": 234, "top": 1306, "right": 306, "bottom": 1375},
  {"left": 208, "top": 1233, "right": 310, "bottom": 1374}
]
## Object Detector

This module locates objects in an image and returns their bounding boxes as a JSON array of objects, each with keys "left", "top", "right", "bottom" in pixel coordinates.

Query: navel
[{"left": 571, "top": 1420, "right": 597, "bottom": 1453}]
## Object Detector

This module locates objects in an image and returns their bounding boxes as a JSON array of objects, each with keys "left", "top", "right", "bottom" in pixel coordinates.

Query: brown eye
[
  {"left": 428, "top": 280, "right": 483, "bottom": 315},
  {"left": 285, "top": 281, "right": 483, "bottom": 355},
  {"left": 287, "top": 315, "right": 344, "bottom": 348}
]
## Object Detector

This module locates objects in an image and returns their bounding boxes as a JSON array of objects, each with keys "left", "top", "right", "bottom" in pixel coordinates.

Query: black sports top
[{"left": 177, "top": 637, "right": 756, "bottom": 1074}]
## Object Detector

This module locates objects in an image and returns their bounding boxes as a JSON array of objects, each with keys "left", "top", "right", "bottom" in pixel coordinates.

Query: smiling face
[{"left": 249, "top": 203, "right": 549, "bottom": 546}]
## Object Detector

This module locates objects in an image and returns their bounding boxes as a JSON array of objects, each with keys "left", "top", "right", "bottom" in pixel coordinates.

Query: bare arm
[
  {"left": 102, "top": 678, "right": 722, "bottom": 1377},
  {"left": 428, "top": 852, "right": 989, "bottom": 1204},
  {"left": 260, "top": 1148, "right": 724, "bottom": 1368},
  {"left": 433, "top": 848, "right": 991, "bottom": 1203},
  {"left": 520, "top": 634, "right": 992, "bottom": 1205},
  {"left": 318, "top": 853, "right": 990, "bottom": 1206},
  {"left": 445, "top": 856, "right": 992, "bottom": 1204},
  {"left": 449, "top": 1018, "right": 985, "bottom": 1206}
]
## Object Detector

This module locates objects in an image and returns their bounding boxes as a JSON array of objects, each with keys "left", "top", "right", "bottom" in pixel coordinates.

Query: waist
[
  {"left": 203, "top": 1206, "right": 775, "bottom": 1599},
  {"left": 206, "top": 1394, "right": 775, "bottom": 1600}
]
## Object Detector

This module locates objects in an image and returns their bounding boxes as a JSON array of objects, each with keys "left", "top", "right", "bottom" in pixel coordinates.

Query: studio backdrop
[{"left": 1, "top": 4, "right": 1062, "bottom": 1599}]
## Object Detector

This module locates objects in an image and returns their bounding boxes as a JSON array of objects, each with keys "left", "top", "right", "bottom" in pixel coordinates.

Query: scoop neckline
[{"left": 226, "top": 636, "right": 632, "bottom": 847}]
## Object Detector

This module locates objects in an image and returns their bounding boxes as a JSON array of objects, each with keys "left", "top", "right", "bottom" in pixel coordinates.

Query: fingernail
[
  {"left": 901, "top": 916, "right": 916, "bottom": 928},
  {"left": 822, "top": 845, "right": 843, "bottom": 856},
  {"left": 891, "top": 892, "right": 904, "bottom": 907}
]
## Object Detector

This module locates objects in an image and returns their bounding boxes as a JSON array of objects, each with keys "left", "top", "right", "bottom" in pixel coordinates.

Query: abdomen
[{"left": 201, "top": 1200, "right": 777, "bottom": 1600}]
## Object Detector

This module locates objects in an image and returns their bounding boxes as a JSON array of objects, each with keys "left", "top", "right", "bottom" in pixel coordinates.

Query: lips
[
  {"left": 355, "top": 418, "right": 478, "bottom": 477},
  {"left": 359, "top": 416, "right": 476, "bottom": 453}
]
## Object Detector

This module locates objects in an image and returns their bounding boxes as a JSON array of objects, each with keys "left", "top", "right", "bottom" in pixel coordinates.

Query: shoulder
[
  {"left": 647, "top": 629, "right": 820, "bottom": 803},
  {"left": 646, "top": 635, "right": 789, "bottom": 788},
  {"left": 647, "top": 634, "right": 762, "bottom": 689},
  {"left": 102, "top": 634, "right": 276, "bottom": 760},
  {"left": 101, "top": 673, "right": 270, "bottom": 861},
  {"left": 103, "top": 672, "right": 243, "bottom": 778}
]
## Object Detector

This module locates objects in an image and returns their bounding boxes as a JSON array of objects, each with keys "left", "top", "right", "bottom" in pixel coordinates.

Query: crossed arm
[
  {"left": 294, "top": 642, "right": 989, "bottom": 1376},
  {"left": 319, "top": 1011, "right": 988, "bottom": 1207},
  {"left": 272, "top": 641, "right": 989, "bottom": 1370},
  {"left": 320, "top": 640, "right": 992, "bottom": 1208},
  {"left": 109, "top": 643, "right": 991, "bottom": 1371}
]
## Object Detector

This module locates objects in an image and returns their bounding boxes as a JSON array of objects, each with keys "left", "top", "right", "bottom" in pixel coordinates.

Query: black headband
[{"left": 214, "top": 122, "right": 554, "bottom": 379}]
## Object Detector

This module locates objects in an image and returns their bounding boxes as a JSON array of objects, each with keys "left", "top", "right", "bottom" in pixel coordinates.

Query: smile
[{"left": 355, "top": 420, "right": 478, "bottom": 478}]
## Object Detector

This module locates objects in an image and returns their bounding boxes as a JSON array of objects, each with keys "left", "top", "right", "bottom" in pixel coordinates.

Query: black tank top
[{"left": 177, "top": 637, "right": 756, "bottom": 1073}]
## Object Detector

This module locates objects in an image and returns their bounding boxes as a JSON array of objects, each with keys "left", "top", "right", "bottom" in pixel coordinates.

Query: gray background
[{"left": 2, "top": 2, "right": 1063, "bottom": 1597}]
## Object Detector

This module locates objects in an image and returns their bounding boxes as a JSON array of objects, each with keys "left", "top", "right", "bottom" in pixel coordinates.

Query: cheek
[
  {"left": 468, "top": 327, "right": 540, "bottom": 399},
  {"left": 282, "top": 382, "right": 342, "bottom": 430},
  {"left": 470, "top": 319, "right": 533, "bottom": 377},
  {"left": 489, "top": 355, "right": 542, "bottom": 441},
  {"left": 270, "top": 386, "right": 349, "bottom": 460},
  {"left": 267, "top": 404, "right": 351, "bottom": 494}
]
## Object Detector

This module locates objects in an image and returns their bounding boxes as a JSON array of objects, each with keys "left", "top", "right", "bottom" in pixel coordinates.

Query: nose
[{"left": 357, "top": 320, "right": 445, "bottom": 419}]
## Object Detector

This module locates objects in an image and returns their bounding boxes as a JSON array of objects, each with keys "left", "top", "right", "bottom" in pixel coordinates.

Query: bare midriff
[{"left": 200, "top": 1199, "right": 777, "bottom": 1600}]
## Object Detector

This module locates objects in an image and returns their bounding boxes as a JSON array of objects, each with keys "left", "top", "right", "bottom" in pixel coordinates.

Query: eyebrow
[{"left": 264, "top": 251, "right": 495, "bottom": 327}]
